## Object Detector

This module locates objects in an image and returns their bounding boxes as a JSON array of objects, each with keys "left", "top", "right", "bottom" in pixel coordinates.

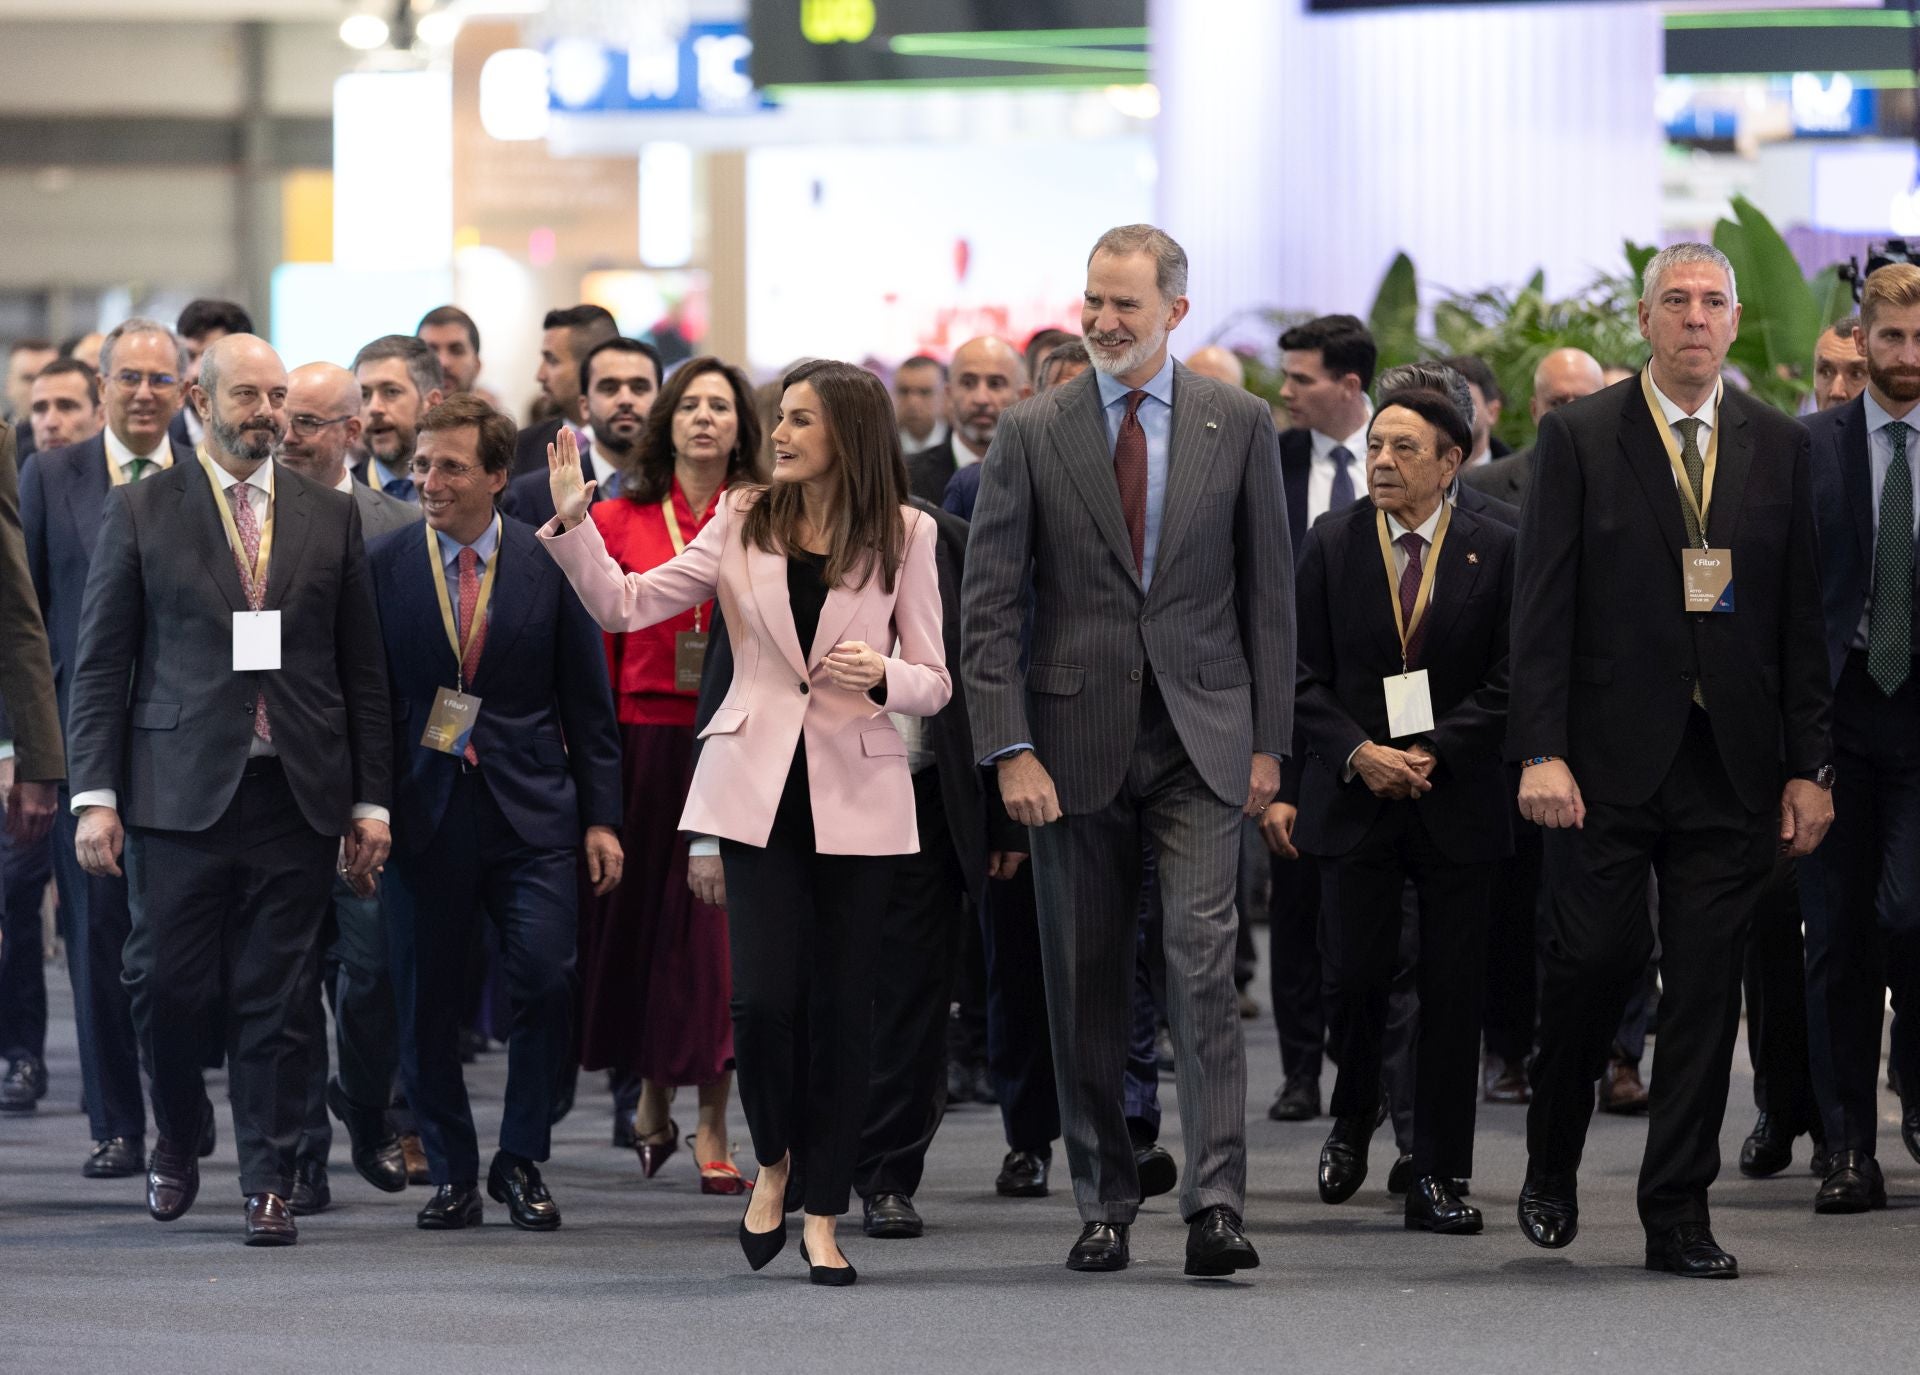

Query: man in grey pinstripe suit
[{"left": 962, "top": 225, "right": 1296, "bottom": 1276}]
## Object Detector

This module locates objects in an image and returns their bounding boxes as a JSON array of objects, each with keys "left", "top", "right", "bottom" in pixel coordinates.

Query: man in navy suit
[
  {"left": 1801, "top": 263, "right": 1920, "bottom": 1213},
  {"left": 15, "top": 318, "right": 196, "bottom": 1177},
  {"left": 499, "top": 337, "right": 659, "bottom": 529},
  {"left": 367, "top": 394, "right": 623, "bottom": 1232}
]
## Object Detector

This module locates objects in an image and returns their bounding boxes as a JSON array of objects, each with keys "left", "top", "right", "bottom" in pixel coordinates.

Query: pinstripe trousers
[{"left": 1030, "top": 682, "right": 1247, "bottom": 1225}]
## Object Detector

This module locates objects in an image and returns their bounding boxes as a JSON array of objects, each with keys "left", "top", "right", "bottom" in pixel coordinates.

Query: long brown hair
[
  {"left": 621, "top": 355, "right": 763, "bottom": 504},
  {"left": 741, "top": 359, "right": 911, "bottom": 593}
]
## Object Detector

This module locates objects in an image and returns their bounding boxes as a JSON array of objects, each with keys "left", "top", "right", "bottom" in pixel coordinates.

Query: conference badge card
[{"left": 422, "top": 687, "right": 482, "bottom": 756}]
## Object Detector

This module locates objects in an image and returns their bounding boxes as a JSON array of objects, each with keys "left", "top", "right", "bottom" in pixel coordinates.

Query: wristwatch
[{"left": 1809, "top": 764, "right": 1836, "bottom": 791}]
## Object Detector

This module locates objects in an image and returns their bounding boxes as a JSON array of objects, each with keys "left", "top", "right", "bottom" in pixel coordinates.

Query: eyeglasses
[
  {"left": 111, "top": 369, "right": 180, "bottom": 393},
  {"left": 408, "top": 459, "right": 483, "bottom": 481},
  {"left": 287, "top": 413, "right": 356, "bottom": 437}
]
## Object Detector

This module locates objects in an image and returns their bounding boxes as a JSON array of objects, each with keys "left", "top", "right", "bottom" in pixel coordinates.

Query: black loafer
[
  {"left": 1645, "top": 1222, "right": 1738, "bottom": 1278},
  {"left": 325, "top": 1077, "right": 407, "bottom": 1193},
  {"left": 244, "top": 1192, "right": 298, "bottom": 1247},
  {"left": 288, "top": 1159, "right": 332, "bottom": 1216},
  {"left": 995, "top": 1149, "right": 1050, "bottom": 1198},
  {"left": 1405, "top": 1175, "right": 1482, "bottom": 1234},
  {"left": 1814, "top": 1150, "right": 1887, "bottom": 1214},
  {"left": 1267, "top": 1076, "right": 1320, "bottom": 1122},
  {"left": 1318, "top": 1112, "right": 1378, "bottom": 1204},
  {"left": 1385, "top": 1152, "right": 1415, "bottom": 1195},
  {"left": 1066, "top": 1221, "right": 1130, "bottom": 1272},
  {"left": 1184, "top": 1205, "right": 1259, "bottom": 1277},
  {"left": 197, "top": 1100, "right": 217, "bottom": 1159},
  {"left": 863, "top": 1192, "right": 923, "bottom": 1239},
  {"left": 84, "top": 1137, "right": 145, "bottom": 1179},
  {"left": 1902, "top": 1106, "right": 1920, "bottom": 1168},
  {"left": 1738, "top": 1112, "right": 1799, "bottom": 1178},
  {"left": 1517, "top": 1167, "right": 1578, "bottom": 1249},
  {"left": 1135, "top": 1143, "right": 1177, "bottom": 1199},
  {"left": 487, "top": 1152, "right": 560, "bottom": 1231},
  {"left": 0, "top": 1054, "right": 47, "bottom": 1112},
  {"left": 147, "top": 1140, "right": 200, "bottom": 1222},
  {"left": 416, "top": 1183, "right": 483, "bottom": 1230}
]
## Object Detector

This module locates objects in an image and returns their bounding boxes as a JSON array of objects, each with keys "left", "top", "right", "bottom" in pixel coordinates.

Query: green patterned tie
[
  {"left": 126, "top": 457, "right": 151, "bottom": 482},
  {"left": 1675, "top": 418, "right": 1707, "bottom": 706},
  {"left": 1869, "top": 421, "right": 1914, "bottom": 697}
]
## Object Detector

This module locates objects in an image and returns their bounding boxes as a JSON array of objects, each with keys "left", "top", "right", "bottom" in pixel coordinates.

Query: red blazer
[
  {"left": 540, "top": 490, "right": 951, "bottom": 855},
  {"left": 590, "top": 483, "right": 722, "bottom": 727}
]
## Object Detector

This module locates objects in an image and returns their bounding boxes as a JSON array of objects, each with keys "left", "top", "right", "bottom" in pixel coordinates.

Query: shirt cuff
[
  {"left": 980, "top": 742, "right": 1034, "bottom": 766},
  {"left": 71, "top": 789, "right": 116, "bottom": 814},
  {"left": 351, "top": 804, "right": 391, "bottom": 825},
  {"left": 0, "top": 742, "right": 13, "bottom": 762},
  {"left": 1342, "top": 743, "right": 1367, "bottom": 784},
  {"left": 688, "top": 835, "right": 720, "bottom": 857}
]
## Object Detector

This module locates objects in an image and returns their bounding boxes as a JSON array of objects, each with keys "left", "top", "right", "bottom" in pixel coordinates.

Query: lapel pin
[
  {"left": 1205, "top": 420, "right": 1218, "bottom": 431},
  {"left": 1466, "top": 551, "right": 1479, "bottom": 564}
]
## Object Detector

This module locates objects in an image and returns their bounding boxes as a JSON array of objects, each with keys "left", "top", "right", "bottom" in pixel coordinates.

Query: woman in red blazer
[{"left": 541, "top": 360, "right": 950, "bottom": 1286}]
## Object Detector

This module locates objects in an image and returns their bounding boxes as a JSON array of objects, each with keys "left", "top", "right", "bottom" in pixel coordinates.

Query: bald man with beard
[{"left": 908, "top": 336, "right": 1032, "bottom": 504}]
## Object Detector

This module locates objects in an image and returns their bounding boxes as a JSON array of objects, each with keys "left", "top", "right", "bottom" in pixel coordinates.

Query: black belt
[{"left": 241, "top": 755, "right": 284, "bottom": 779}]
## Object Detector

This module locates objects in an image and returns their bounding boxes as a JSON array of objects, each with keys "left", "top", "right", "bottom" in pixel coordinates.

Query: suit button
[
  {"left": 1679, "top": 672, "right": 1692, "bottom": 682},
  {"left": 798, "top": 681, "right": 809, "bottom": 695},
  {"left": 1129, "top": 669, "right": 1142, "bottom": 683},
  {"left": 243, "top": 701, "right": 255, "bottom": 713}
]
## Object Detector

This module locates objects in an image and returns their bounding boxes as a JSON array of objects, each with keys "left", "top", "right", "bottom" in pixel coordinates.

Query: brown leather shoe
[
  {"left": 244, "top": 1192, "right": 298, "bottom": 1246},
  {"left": 147, "top": 1140, "right": 200, "bottom": 1221},
  {"left": 1598, "top": 1058, "right": 1650, "bottom": 1114},
  {"left": 400, "top": 1133, "right": 431, "bottom": 1185},
  {"left": 1483, "top": 1058, "right": 1530, "bottom": 1105}
]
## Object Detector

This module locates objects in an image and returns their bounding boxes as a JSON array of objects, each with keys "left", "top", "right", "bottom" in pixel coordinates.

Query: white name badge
[
  {"left": 1383, "top": 669, "right": 1435, "bottom": 739},
  {"left": 233, "top": 610, "right": 282, "bottom": 672}
]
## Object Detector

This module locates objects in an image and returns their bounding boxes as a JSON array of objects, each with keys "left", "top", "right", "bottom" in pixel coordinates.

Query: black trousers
[
  {"left": 1528, "top": 707, "right": 1775, "bottom": 1233},
  {"left": 386, "top": 769, "right": 578, "bottom": 1186},
  {"left": 122, "top": 759, "right": 334, "bottom": 1197},
  {"left": 52, "top": 797, "right": 146, "bottom": 1141},
  {"left": 1267, "top": 849, "right": 1325, "bottom": 1084},
  {"left": 1320, "top": 805, "right": 1493, "bottom": 1179},
  {"left": 0, "top": 825, "right": 51, "bottom": 1061},
  {"left": 1483, "top": 823, "right": 1541, "bottom": 1066},
  {"left": 980, "top": 860, "right": 1059, "bottom": 1154},
  {"left": 297, "top": 875, "right": 402, "bottom": 1165},
  {"left": 1801, "top": 653, "right": 1920, "bottom": 1157},
  {"left": 720, "top": 740, "right": 895, "bottom": 1217},
  {"left": 856, "top": 765, "right": 964, "bottom": 1201},
  {"left": 1743, "top": 859, "right": 1814, "bottom": 1131}
]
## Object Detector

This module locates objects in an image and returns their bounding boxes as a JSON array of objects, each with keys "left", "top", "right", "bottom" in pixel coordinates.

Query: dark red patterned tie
[
  {"left": 1398, "top": 532, "right": 1428, "bottom": 669},
  {"left": 229, "top": 484, "right": 271, "bottom": 744},
  {"left": 457, "top": 547, "right": 485, "bottom": 764},
  {"left": 1114, "top": 389, "right": 1148, "bottom": 574}
]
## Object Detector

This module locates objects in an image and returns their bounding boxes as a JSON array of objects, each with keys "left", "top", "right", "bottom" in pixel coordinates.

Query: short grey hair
[
  {"left": 1828, "top": 313, "right": 1860, "bottom": 340},
  {"left": 1089, "top": 224, "right": 1189, "bottom": 302},
  {"left": 1641, "top": 243, "right": 1739, "bottom": 307},
  {"left": 1375, "top": 361, "right": 1475, "bottom": 430},
  {"left": 351, "top": 333, "right": 444, "bottom": 400},
  {"left": 98, "top": 317, "right": 189, "bottom": 381}
]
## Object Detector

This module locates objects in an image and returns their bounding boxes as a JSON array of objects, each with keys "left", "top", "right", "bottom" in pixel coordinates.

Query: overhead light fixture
[
  {"left": 415, "top": 9, "right": 460, "bottom": 49},
  {"left": 479, "top": 48, "right": 551, "bottom": 142},
  {"left": 339, "top": 12, "right": 390, "bottom": 51}
]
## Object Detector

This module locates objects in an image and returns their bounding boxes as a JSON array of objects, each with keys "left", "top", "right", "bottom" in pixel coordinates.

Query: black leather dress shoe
[
  {"left": 1185, "top": 1205, "right": 1259, "bottom": 1276},
  {"left": 995, "top": 1149, "right": 1050, "bottom": 1198},
  {"left": 1318, "top": 1112, "right": 1378, "bottom": 1204},
  {"left": 1516, "top": 1167, "right": 1578, "bottom": 1249},
  {"left": 1406, "top": 1176, "right": 1482, "bottom": 1234},
  {"left": 325, "top": 1078, "right": 407, "bottom": 1193},
  {"left": 84, "top": 1137, "right": 144, "bottom": 1179},
  {"left": 1902, "top": 1106, "right": 1920, "bottom": 1168},
  {"left": 1645, "top": 1222, "right": 1738, "bottom": 1278},
  {"left": 288, "top": 1159, "right": 332, "bottom": 1216},
  {"left": 1386, "top": 1152, "right": 1414, "bottom": 1195},
  {"left": 198, "top": 1101, "right": 217, "bottom": 1159},
  {"left": 488, "top": 1152, "right": 560, "bottom": 1231},
  {"left": 1268, "top": 1075, "right": 1321, "bottom": 1121},
  {"left": 863, "top": 1192, "right": 923, "bottom": 1239},
  {"left": 417, "top": 1183, "right": 483, "bottom": 1230},
  {"left": 1814, "top": 1150, "right": 1887, "bottom": 1214},
  {"left": 244, "top": 1192, "right": 297, "bottom": 1246},
  {"left": 147, "top": 1140, "right": 199, "bottom": 1222},
  {"left": 1135, "top": 1143, "right": 1177, "bottom": 1199},
  {"left": 1066, "top": 1221, "right": 1130, "bottom": 1272},
  {"left": 0, "top": 1054, "right": 47, "bottom": 1112},
  {"left": 1809, "top": 1142, "right": 1833, "bottom": 1178},
  {"left": 1738, "top": 1112, "right": 1798, "bottom": 1178}
]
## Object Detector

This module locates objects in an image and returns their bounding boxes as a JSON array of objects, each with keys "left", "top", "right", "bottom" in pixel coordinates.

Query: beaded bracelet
[{"left": 1521, "top": 755, "right": 1560, "bottom": 767}]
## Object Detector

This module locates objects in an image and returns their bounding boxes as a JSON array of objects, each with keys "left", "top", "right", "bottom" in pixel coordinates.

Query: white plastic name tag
[
  {"left": 233, "top": 610, "right": 282, "bottom": 672},
  {"left": 1383, "top": 669, "right": 1435, "bottom": 739}
]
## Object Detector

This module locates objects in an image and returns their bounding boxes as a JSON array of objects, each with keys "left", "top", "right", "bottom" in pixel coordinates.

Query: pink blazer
[{"left": 539, "top": 491, "right": 951, "bottom": 855}]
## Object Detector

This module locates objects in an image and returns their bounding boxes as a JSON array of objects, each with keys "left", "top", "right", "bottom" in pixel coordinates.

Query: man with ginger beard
[
  {"left": 353, "top": 335, "right": 445, "bottom": 502},
  {"left": 907, "top": 336, "right": 1030, "bottom": 505}
]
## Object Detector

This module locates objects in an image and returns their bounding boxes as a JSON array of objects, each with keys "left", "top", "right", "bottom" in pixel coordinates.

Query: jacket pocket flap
[
  {"left": 131, "top": 701, "right": 179, "bottom": 730},
  {"left": 1199, "top": 656, "right": 1251, "bottom": 690},
  {"left": 861, "top": 728, "right": 907, "bottom": 758},
  {"left": 1027, "top": 663, "right": 1084, "bottom": 696},
  {"left": 1572, "top": 656, "right": 1613, "bottom": 685},
  {"left": 697, "top": 707, "right": 748, "bottom": 739}
]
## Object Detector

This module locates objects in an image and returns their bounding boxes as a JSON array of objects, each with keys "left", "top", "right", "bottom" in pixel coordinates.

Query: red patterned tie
[
  {"left": 1113, "top": 389, "right": 1148, "bottom": 574},
  {"left": 1398, "top": 532, "right": 1428, "bottom": 669},
  {"left": 457, "top": 547, "right": 485, "bottom": 764},
  {"left": 228, "top": 483, "right": 271, "bottom": 744}
]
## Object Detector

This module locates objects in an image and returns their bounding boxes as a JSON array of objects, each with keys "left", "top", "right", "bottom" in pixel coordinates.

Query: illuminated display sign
[{"left": 547, "top": 22, "right": 768, "bottom": 115}]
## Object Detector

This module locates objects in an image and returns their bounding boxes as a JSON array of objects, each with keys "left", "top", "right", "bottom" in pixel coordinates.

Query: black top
[{"left": 786, "top": 550, "right": 830, "bottom": 657}]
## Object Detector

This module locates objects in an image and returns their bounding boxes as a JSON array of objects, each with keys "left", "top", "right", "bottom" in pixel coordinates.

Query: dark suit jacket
[
  {"left": 66, "top": 460, "right": 391, "bottom": 835},
  {"left": 1453, "top": 479, "right": 1520, "bottom": 529},
  {"left": 366, "top": 515, "right": 621, "bottom": 856},
  {"left": 349, "top": 478, "right": 422, "bottom": 542},
  {"left": 907, "top": 437, "right": 965, "bottom": 506},
  {"left": 1807, "top": 394, "right": 1918, "bottom": 688},
  {"left": 1462, "top": 446, "right": 1534, "bottom": 509},
  {"left": 13, "top": 417, "right": 33, "bottom": 464},
  {"left": 0, "top": 425, "right": 62, "bottom": 780},
  {"left": 1507, "top": 375, "right": 1830, "bottom": 811},
  {"left": 513, "top": 416, "right": 565, "bottom": 479},
  {"left": 499, "top": 465, "right": 606, "bottom": 530},
  {"left": 1279, "top": 427, "right": 1314, "bottom": 557},
  {"left": 942, "top": 462, "right": 982, "bottom": 521},
  {"left": 1291, "top": 500, "right": 1515, "bottom": 864},
  {"left": 166, "top": 409, "right": 195, "bottom": 452}
]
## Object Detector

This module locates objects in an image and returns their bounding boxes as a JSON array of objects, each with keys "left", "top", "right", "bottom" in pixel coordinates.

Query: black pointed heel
[
  {"left": 739, "top": 1212, "right": 788, "bottom": 1271},
  {"left": 800, "top": 1239, "right": 858, "bottom": 1287}
]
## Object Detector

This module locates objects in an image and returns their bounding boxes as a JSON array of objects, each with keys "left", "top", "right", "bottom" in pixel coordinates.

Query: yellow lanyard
[
  {"left": 108, "top": 448, "right": 169, "bottom": 487},
  {"left": 425, "top": 515, "right": 501, "bottom": 688},
  {"left": 1640, "top": 370, "right": 1721, "bottom": 546},
  {"left": 198, "top": 449, "right": 273, "bottom": 599},
  {"left": 662, "top": 482, "right": 722, "bottom": 632},
  {"left": 1374, "top": 502, "right": 1451, "bottom": 671}
]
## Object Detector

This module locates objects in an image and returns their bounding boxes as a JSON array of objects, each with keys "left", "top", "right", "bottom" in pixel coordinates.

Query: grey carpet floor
[{"left": 1, "top": 968, "right": 1915, "bottom": 1374}]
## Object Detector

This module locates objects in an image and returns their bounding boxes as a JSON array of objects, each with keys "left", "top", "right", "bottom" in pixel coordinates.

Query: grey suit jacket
[
  {"left": 1462, "top": 445, "right": 1533, "bottom": 509},
  {"left": 0, "top": 425, "right": 63, "bottom": 780},
  {"left": 961, "top": 362, "right": 1295, "bottom": 812},
  {"left": 351, "top": 478, "right": 422, "bottom": 540}
]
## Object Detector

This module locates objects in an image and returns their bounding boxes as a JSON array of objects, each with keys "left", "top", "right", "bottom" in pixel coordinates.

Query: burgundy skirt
[{"left": 576, "top": 722, "right": 734, "bottom": 1086}]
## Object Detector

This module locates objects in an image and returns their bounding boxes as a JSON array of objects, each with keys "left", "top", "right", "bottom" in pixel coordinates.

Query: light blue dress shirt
[
  {"left": 1094, "top": 353, "right": 1176, "bottom": 590},
  {"left": 1853, "top": 392, "right": 1919, "bottom": 650},
  {"left": 433, "top": 515, "right": 501, "bottom": 630}
]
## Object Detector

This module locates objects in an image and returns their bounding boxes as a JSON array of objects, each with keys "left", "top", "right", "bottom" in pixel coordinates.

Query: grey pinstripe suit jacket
[{"left": 960, "top": 362, "right": 1296, "bottom": 813}]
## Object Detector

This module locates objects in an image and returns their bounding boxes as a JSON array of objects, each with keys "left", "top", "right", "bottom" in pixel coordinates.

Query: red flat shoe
[
  {"left": 699, "top": 1160, "right": 751, "bottom": 1196},
  {"left": 636, "top": 1119, "right": 680, "bottom": 1179}
]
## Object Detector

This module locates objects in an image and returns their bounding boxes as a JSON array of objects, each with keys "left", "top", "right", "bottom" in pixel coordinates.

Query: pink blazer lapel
[
  {"left": 746, "top": 536, "right": 810, "bottom": 682},
  {"left": 808, "top": 581, "right": 865, "bottom": 670}
]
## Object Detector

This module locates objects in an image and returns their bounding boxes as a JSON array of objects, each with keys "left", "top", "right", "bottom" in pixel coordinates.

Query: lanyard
[
  {"left": 425, "top": 515, "right": 501, "bottom": 689},
  {"left": 1374, "top": 502, "right": 1451, "bottom": 672},
  {"left": 1640, "top": 369, "right": 1721, "bottom": 547},
  {"left": 108, "top": 448, "right": 168, "bottom": 486},
  {"left": 198, "top": 449, "right": 273, "bottom": 598},
  {"left": 661, "top": 481, "right": 723, "bottom": 632}
]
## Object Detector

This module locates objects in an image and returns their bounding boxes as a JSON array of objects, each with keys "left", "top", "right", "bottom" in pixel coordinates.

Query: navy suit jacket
[
  {"left": 1807, "top": 394, "right": 1920, "bottom": 687},
  {"left": 18, "top": 432, "right": 197, "bottom": 722},
  {"left": 366, "top": 515, "right": 623, "bottom": 856},
  {"left": 498, "top": 466, "right": 607, "bottom": 530}
]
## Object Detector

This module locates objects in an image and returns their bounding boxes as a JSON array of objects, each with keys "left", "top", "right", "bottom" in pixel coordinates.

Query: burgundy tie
[
  {"left": 1398, "top": 531, "right": 1429, "bottom": 669},
  {"left": 457, "top": 547, "right": 485, "bottom": 764},
  {"left": 1113, "top": 389, "right": 1148, "bottom": 574},
  {"left": 228, "top": 484, "right": 271, "bottom": 744}
]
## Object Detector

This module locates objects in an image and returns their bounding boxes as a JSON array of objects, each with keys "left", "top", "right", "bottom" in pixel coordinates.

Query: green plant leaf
[{"left": 1368, "top": 252, "right": 1421, "bottom": 371}]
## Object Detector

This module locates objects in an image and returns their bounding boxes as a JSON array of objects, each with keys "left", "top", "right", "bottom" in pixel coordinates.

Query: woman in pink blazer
[{"left": 541, "top": 359, "right": 949, "bottom": 1286}]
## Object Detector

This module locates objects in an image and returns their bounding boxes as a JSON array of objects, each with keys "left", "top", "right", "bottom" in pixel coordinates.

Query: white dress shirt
[
  {"left": 1344, "top": 500, "right": 1445, "bottom": 778},
  {"left": 951, "top": 430, "right": 987, "bottom": 469},
  {"left": 1307, "top": 416, "right": 1372, "bottom": 524},
  {"left": 1648, "top": 376, "right": 1720, "bottom": 521},
  {"left": 103, "top": 424, "right": 174, "bottom": 481},
  {"left": 900, "top": 419, "right": 949, "bottom": 456}
]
